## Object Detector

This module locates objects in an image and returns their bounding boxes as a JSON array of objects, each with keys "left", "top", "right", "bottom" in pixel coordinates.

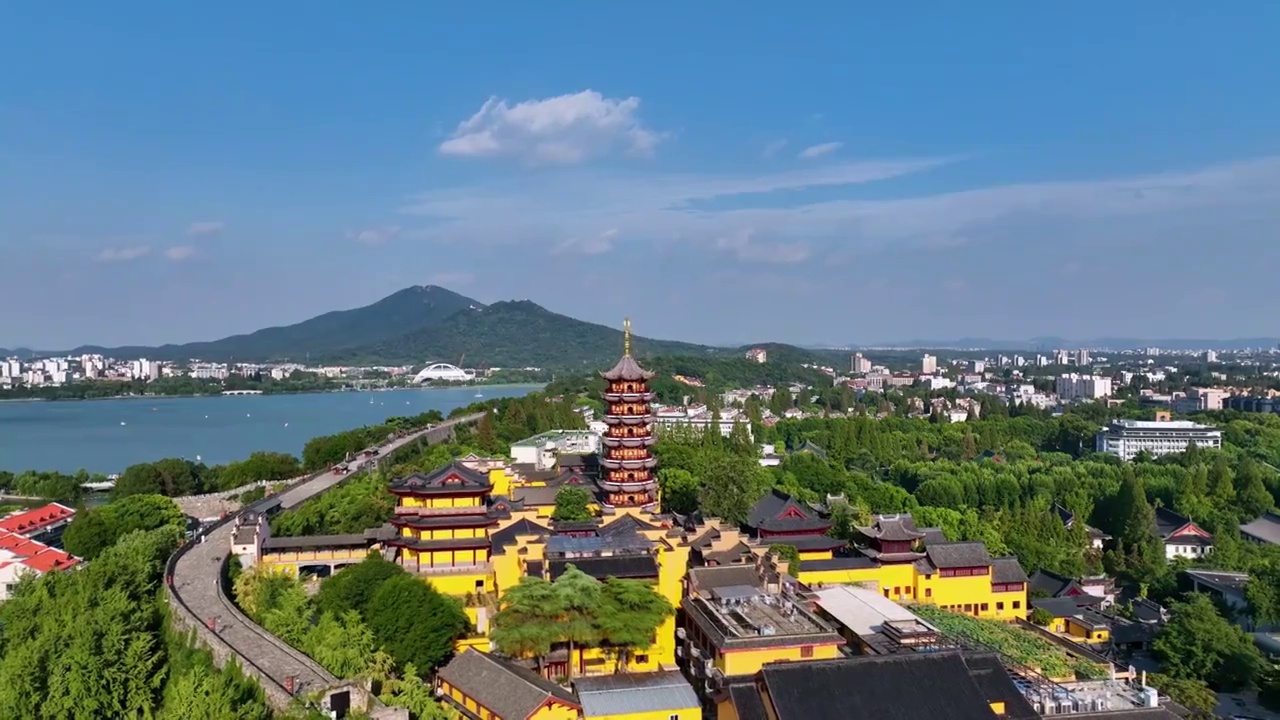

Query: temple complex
[{"left": 597, "top": 318, "right": 659, "bottom": 510}]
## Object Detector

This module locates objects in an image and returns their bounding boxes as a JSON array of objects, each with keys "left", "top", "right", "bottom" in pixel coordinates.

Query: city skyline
[{"left": 3, "top": 3, "right": 1280, "bottom": 349}]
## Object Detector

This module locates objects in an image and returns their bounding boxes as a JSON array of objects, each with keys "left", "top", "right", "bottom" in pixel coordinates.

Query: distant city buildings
[
  {"left": 920, "top": 354, "right": 937, "bottom": 375},
  {"left": 850, "top": 352, "right": 871, "bottom": 375},
  {"left": 744, "top": 347, "right": 767, "bottom": 364}
]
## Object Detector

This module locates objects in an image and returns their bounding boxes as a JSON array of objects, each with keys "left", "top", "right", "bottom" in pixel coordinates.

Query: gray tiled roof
[
  {"left": 990, "top": 556, "right": 1029, "bottom": 584},
  {"left": 573, "top": 671, "right": 699, "bottom": 717},
  {"left": 1240, "top": 511, "right": 1280, "bottom": 545},
  {"left": 925, "top": 541, "right": 991, "bottom": 569},
  {"left": 436, "top": 649, "right": 578, "bottom": 719}
]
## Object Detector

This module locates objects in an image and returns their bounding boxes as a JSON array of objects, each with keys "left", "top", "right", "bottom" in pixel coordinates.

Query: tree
[
  {"left": 1235, "top": 456, "right": 1275, "bottom": 520},
  {"left": 1145, "top": 673, "right": 1218, "bottom": 720},
  {"left": 1154, "top": 594, "right": 1264, "bottom": 692},
  {"left": 1111, "top": 472, "right": 1163, "bottom": 584},
  {"left": 594, "top": 578, "right": 674, "bottom": 672},
  {"left": 1029, "top": 607, "right": 1054, "bottom": 626},
  {"left": 1245, "top": 560, "right": 1280, "bottom": 629},
  {"left": 307, "top": 610, "right": 377, "bottom": 678},
  {"left": 491, "top": 577, "right": 565, "bottom": 671},
  {"left": 1208, "top": 453, "right": 1236, "bottom": 506},
  {"left": 552, "top": 486, "right": 594, "bottom": 522},
  {"left": 315, "top": 554, "right": 405, "bottom": 618},
  {"left": 554, "top": 565, "right": 603, "bottom": 678},
  {"left": 475, "top": 411, "right": 498, "bottom": 452},
  {"left": 698, "top": 455, "right": 767, "bottom": 524},
  {"left": 64, "top": 494, "right": 188, "bottom": 560},
  {"left": 657, "top": 468, "right": 700, "bottom": 515},
  {"left": 768, "top": 544, "right": 802, "bottom": 573},
  {"left": 365, "top": 575, "right": 469, "bottom": 675}
]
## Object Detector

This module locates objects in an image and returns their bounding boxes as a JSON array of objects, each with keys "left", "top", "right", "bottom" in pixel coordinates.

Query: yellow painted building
[
  {"left": 734, "top": 504, "right": 1029, "bottom": 622},
  {"left": 679, "top": 562, "right": 847, "bottom": 693},
  {"left": 437, "top": 649, "right": 581, "bottom": 720}
]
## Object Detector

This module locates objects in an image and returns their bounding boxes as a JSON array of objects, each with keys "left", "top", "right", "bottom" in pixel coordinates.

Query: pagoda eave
[{"left": 598, "top": 480, "right": 659, "bottom": 492}]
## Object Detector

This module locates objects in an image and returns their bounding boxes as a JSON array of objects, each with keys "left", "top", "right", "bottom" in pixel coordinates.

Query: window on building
[
  {"left": 925, "top": 588, "right": 933, "bottom": 598},
  {"left": 635, "top": 654, "right": 649, "bottom": 664},
  {"left": 893, "top": 587, "right": 901, "bottom": 596},
  {"left": 963, "top": 604, "right": 973, "bottom": 612},
  {"left": 1013, "top": 601, "right": 1021, "bottom": 609},
  {"left": 980, "top": 603, "right": 989, "bottom": 612},
  {"left": 996, "top": 602, "right": 1004, "bottom": 610},
  {"left": 800, "top": 646, "right": 814, "bottom": 658},
  {"left": 883, "top": 588, "right": 890, "bottom": 598}
]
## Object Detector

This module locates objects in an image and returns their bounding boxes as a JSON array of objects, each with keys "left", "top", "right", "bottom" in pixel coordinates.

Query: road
[{"left": 167, "top": 413, "right": 484, "bottom": 702}]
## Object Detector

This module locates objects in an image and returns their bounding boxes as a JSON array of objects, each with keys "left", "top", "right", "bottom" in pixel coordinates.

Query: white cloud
[
  {"left": 438, "top": 90, "right": 664, "bottom": 165},
  {"left": 762, "top": 139, "right": 789, "bottom": 158},
  {"left": 552, "top": 228, "right": 618, "bottom": 256},
  {"left": 424, "top": 271, "right": 474, "bottom": 287},
  {"left": 398, "top": 155, "right": 1280, "bottom": 265},
  {"left": 186, "top": 221, "right": 224, "bottom": 236},
  {"left": 798, "top": 142, "right": 843, "bottom": 159},
  {"left": 351, "top": 226, "right": 401, "bottom": 245},
  {"left": 164, "top": 246, "right": 195, "bottom": 261},
  {"left": 715, "top": 229, "right": 810, "bottom": 264},
  {"left": 98, "top": 246, "right": 151, "bottom": 262}
]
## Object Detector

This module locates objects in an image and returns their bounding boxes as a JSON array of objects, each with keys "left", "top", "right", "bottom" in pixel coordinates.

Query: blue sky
[{"left": 3, "top": 2, "right": 1280, "bottom": 349}]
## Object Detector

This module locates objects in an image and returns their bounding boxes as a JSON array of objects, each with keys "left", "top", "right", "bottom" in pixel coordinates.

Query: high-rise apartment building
[
  {"left": 850, "top": 353, "right": 871, "bottom": 374},
  {"left": 1056, "top": 374, "right": 1113, "bottom": 401},
  {"left": 921, "top": 354, "right": 937, "bottom": 374}
]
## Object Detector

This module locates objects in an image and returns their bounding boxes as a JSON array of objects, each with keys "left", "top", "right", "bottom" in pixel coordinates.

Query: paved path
[{"left": 168, "top": 413, "right": 483, "bottom": 700}]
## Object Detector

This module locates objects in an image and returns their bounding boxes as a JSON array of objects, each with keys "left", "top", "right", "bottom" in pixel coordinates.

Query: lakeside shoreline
[{"left": 0, "top": 382, "right": 545, "bottom": 404}]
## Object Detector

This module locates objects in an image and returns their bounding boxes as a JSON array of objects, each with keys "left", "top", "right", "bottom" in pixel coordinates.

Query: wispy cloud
[
  {"left": 715, "top": 229, "right": 810, "bottom": 264},
  {"left": 98, "top": 246, "right": 150, "bottom": 262},
  {"left": 186, "top": 221, "right": 224, "bottom": 236},
  {"left": 762, "top": 139, "right": 789, "bottom": 158},
  {"left": 798, "top": 141, "right": 843, "bottom": 159},
  {"left": 164, "top": 246, "right": 195, "bottom": 261},
  {"left": 552, "top": 228, "right": 619, "bottom": 256},
  {"left": 398, "top": 155, "right": 1280, "bottom": 265},
  {"left": 350, "top": 226, "right": 401, "bottom": 245},
  {"left": 438, "top": 90, "right": 665, "bottom": 165}
]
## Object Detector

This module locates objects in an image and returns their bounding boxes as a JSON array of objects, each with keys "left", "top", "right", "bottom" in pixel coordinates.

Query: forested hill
[{"left": 65, "top": 285, "right": 482, "bottom": 362}]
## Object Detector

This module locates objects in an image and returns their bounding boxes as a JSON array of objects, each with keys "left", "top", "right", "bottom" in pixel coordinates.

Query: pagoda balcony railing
[
  {"left": 394, "top": 505, "right": 490, "bottom": 517},
  {"left": 603, "top": 392, "right": 655, "bottom": 403}
]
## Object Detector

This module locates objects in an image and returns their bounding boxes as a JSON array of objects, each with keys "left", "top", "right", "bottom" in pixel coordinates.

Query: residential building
[
  {"left": 510, "top": 431, "right": 602, "bottom": 472},
  {"left": 1055, "top": 373, "right": 1113, "bottom": 401},
  {"left": 1240, "top": 511, "right": 1280, "bottom": 547},
  {"left": 0, "top": 530, "right": 80, "bottom": 601},
  {"left": 435, "top": 648, "right": 581, "bottom": 720},
  {"left": 0, "top": 503, "right": 76, "bottom": 547},
  {"left": 1154, "top": 507, "right": 1213, "bottom": 560},
  {"left": 572, "top": 672, "right": 700, "bottom": 720},
  {"left": 743, "top": 347, "right": 767, "bottom": 364},
  {"left": 920, "top": 354, "right": 937, "bottom": 374},
  {"left": 1172, "top": 386, "right": 1228, "bottom": 413},
  {"left": 850, "top": 353, "right": 871, "bottom": 375},
  {"left": 1095, "top": 417, "right": 1222, "bottom": 461}
]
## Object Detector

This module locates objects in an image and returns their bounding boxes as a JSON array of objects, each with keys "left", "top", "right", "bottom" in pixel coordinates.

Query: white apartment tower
[
  {"left": 851, "top": 353, "right": 871, "bottom": 374},
  {"left": 921, "top": 354, "right": 937, "bottom": 375},
  {"left": 1056, "top": 373, "right": 1113, "bottom": 401}
]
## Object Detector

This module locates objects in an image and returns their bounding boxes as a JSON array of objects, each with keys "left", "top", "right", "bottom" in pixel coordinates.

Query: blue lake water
[{"left": 0, "top": 385, "right": 541, "bottom": 474}]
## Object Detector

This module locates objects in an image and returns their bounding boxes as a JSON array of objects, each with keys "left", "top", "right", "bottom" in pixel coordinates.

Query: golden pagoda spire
[{"left": 623, "top": 317, "right": 632, "bottom": 356}]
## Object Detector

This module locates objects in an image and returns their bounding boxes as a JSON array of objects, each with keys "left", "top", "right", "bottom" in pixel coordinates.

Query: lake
[{"left": 0, "top": 385, "right": 541, "bottom": 474}]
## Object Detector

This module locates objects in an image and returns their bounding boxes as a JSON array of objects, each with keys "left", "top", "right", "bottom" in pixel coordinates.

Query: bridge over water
[{"left": 165, "top": 413, "right": 484, "bottom": 716}]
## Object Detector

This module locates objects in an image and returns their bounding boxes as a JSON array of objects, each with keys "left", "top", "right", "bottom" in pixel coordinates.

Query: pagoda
[{"left": 598, "top": 318, "right": 659, "bottom": 508}]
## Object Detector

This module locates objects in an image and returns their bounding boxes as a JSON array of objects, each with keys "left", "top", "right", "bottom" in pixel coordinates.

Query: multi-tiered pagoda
[{"left": 598, "top": 319, "right": 659, "bottom": 508}]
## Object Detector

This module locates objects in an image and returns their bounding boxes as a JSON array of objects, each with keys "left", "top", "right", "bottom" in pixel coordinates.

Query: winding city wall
[{"left": 165, "top": 414, "right": 483, "bottom": 716}]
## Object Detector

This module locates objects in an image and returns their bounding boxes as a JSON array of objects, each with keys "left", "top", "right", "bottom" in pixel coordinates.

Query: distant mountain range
[
  {"left": 853, "top": 337, "right": 1280, "bottom": 351},
  {"left": 3, "top": 286, "right": 743, "bottom": 368}
]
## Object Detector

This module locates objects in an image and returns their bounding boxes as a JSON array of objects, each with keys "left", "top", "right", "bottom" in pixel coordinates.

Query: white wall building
[
  {"left": 509, "top": 430, "right": 602, "bottom": 471},
  {"left": 1095, "top": 419, "right": 1222, "bottom": 461},
  {"left": 920, "top": 354, "right": 937, "bottom": 375},
  {"left": 1056, "top": 374, "right": 1113, "bottom": 401}
]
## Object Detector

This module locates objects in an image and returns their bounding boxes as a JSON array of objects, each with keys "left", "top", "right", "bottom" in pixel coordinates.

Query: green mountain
[
  {"left": 326, "top": 300, "right": 721, "bottom": 368},
  {"left": 68, "top": 285, "right": 481, "bottom": 362}
]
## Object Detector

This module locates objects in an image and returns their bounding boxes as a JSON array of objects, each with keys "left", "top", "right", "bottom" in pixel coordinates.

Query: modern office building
[{"left": 1095, "top": 417, "right": 1222, "bottom": 461}]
